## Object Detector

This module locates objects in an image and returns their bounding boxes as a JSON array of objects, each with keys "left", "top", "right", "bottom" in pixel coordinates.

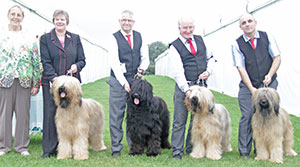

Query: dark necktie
[
  {"left": 250, "top": 38, "right": 256, "bottom": 50},
  {"left": 187, "top": 38, "right": 196, "bottom": 55},
  {"left": 126, "top": 34, "right": 132, "bottom": 47}
]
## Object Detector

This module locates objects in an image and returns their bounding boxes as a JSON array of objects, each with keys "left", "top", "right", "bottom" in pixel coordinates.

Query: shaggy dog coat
[
  {"left": 126, "top": 79, "right": 171, "bottom": 156},
  {"left": 52, "top": 75, "right": 106, "bottom": 160},
  {"left": 185, "top": 85, "right": 232, "bottom": 160},
  {"left": 252, "top": 87, "right": 297, "bottom": 163}
]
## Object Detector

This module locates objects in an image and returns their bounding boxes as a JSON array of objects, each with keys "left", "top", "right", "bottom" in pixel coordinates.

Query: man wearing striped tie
[{"left": 169, "top": 17, "right": 215, "bottom": 160}]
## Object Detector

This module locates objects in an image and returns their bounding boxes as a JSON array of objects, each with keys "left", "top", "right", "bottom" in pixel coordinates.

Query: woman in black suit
[{"left": 40, "top": 9, "right": 86, "bottom": 158}]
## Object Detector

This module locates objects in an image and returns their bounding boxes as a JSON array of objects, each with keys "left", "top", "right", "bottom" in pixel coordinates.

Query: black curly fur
[{"left": 126, "top": 79, "right": 171, "bottom": 156}]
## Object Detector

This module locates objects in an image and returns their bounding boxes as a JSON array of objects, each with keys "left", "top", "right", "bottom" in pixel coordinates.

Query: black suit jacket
[{"left": 40, "top": 29, "right": 86, "bottom": 84}]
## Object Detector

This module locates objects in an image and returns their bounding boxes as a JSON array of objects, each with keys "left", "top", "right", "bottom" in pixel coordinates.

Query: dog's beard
[
  {"left": 60, "top": 98, "right": 70, "bottom": 108},
  {"left": 259, "top": 98, "right": 270, "bottom": 117}
]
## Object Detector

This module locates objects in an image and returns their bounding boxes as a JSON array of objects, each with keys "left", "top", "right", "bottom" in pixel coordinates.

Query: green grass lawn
[{"left": 1, "top": 75, "right": 299, "bottom": 167}]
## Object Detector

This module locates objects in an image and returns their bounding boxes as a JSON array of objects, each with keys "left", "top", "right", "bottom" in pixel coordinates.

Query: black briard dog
[{"left": 126, "top": 79, "right": 171, "bottom": 156}]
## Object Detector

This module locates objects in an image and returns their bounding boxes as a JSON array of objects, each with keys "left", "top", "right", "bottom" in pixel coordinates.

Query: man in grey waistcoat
[
  {"left": 231, "top": 13, "right": 281, "bottom": 158},
  {"left": 107, "top": 10, "right": 149, "bottom": 157},
  {"left": 169, "top": 17, "right": 215, "bottom": 160}
]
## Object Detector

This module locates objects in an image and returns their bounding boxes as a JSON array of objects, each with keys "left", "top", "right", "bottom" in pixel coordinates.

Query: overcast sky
[{"left": 3, "top": 0, "right": 268, "bottom": 47}]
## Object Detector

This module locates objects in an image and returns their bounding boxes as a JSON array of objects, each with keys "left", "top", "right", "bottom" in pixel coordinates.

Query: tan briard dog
[
  {"left": 251, "top": 87, "right": 297, "bottom": 163},
  {"left": 52, "top": 75, "right": 106, "bottom": 160},
  {"left": 185, "top": 85, "right": 232, "bottom": 160}
]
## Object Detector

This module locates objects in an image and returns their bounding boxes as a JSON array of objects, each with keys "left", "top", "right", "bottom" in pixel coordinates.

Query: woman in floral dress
[{"left": 0, "top": 5, "right": 43, "bottom": 156}]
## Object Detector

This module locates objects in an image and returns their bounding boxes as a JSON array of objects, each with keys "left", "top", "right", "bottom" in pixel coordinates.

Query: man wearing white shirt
[
  {"left": 169, "top": 17, "right": 214, "bottom": 160},
  {"left": 107, "top": 10, "right": 149, "bottom": 157},
  {"left": 231, "top": 13, "right": 281, "bottom": 158}
]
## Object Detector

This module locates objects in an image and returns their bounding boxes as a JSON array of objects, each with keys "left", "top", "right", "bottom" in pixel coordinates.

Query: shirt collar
[
  {"left": 243, "top": 31, "right": 260, "bottom": 42},
  {"left": 179, "top": 35, "right": 194, "bottom": 44},
  {"left": 120, "top": 29, "right": 133, "bottom": 38}
]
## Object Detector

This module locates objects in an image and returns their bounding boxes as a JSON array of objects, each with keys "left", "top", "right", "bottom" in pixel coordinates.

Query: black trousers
[{"left": 41, "top": 85, "right": 58, "bottom": 154}]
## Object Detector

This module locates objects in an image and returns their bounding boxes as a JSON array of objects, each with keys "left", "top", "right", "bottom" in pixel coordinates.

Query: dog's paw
[
  {"left": 146, "top": 151, "right": 159, "bottom": 157},
  {"left": 129, "top": 152, "right": 143, "bottom": 156},
  {"left": 190, "top": 152, "right": 204, "bottom": 159},
  {"left": 161, "top": 142, "right": 171, "bottom": 149},
  {"left": 74, "top": 154, "right": 88, "bottom": 161},
  {"left": 285, "top": 150, "right": 298, "bottom": 156},
  {"left": 269, "top": 158, "right": 283, "bottom": 164},
  {"left": 223, "top": 146, "right": 233, "bottom": 152},
  {"left": 92, "top": 145, "right": 107, "bottom": 151},
  {"left": 254, "top": 156, "right": 268, "bottom": 161},
  {"left": 57, "top": 154, "right": 72, "bottom": 160},
  {"left": 100, "top": 145, "right": 107, "bottom": 151},
  {"left": 207, "top": 154, "right": 221, "bottom": 160},
  {"left": 146, "top": 148, "right": 160, "bottom": 157}
]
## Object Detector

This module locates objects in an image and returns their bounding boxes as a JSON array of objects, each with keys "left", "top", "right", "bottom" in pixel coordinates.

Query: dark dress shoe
[
  {"left": 112, "top": 152, "right": 120, "bottom": 157},
  {"left": 173, "top": 154, "right": 182, "bottom": 160},
  {"left": 240, "top": 153, "right": 250, "bottom": 158},
  {"left": 41, "top": 152, "right": 56, "bottom": 158}
]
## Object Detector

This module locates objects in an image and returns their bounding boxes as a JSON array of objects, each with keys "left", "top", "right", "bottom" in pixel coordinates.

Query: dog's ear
[
  {"left": 252, "top": 101, "right": 256, "bottom": 114},
  {"left": 252, "top": 105, "right": 256, "bottom": 114},
  {"left": 78, "top": 95, "right": 82, "bottom": 107},
  {"left": 274, "top": 103, "right": 279, "bottom": 116},
  {"left": 208, "top": 100, "right": 215, "bottom": 114},
  {"left": 77, "top": 83, "right": 83, "bottom": 106},
  {"left": 208, "top": 104, "right": 214, "bottom": 114},
  {"left": 273, "top": 89, "right": 280, "bottom": 116},
  {"left": 252, "top": 91, "right": 258, "bottom": 114}
]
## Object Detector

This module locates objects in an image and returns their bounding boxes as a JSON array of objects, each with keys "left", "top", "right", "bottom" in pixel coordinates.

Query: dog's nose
[
  {"left": 259, "top": 99, "right": 269, "bottom": 108},
  {"left": 59, "top": 86, "right": 65, "bottom": 92},
  {"left": 191, "top": 96, "right": 198, "bottom": 112},
  {"left": 191, "top": 96, "right": 198, "bottom": 105},
  {"left": 133, "top": 93, "right": 139, "bottom": 98}
]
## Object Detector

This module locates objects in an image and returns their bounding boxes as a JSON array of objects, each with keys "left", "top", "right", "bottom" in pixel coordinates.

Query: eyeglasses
[
  {"left": 121, "top": 19, "right": 135, "bottom": 23},
  {"left": 180, "top": 26, "right": 194, "bottom": 30}
]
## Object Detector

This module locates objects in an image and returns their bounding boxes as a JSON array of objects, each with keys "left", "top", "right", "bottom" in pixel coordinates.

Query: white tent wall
[
  {"left": 79, "top": 40, "right": 110, "bottom": 84},
  {"left": 155, "top": 50, "right": 173, "bottom": 78},
  {"left": 155, "top": 0, "right": 300, "bottom": 117}
]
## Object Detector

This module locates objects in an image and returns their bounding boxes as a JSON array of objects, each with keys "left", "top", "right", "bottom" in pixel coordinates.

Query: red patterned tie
[
  {"left": 126, "top": 34, "right": 132, "bottom": 47},
  {"left": 250, "top": 38, "right": 256, "bottom": 50},
  {"left": 187, "top": 38, "right": 196, "bottom": 55}
]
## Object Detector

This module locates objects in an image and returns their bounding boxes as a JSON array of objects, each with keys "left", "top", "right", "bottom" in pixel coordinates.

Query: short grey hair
[
  {"left": 52, "top": 9, "right": 69, "bottom": 25},
  {"left": 121, "top": 10, "right": 134, "bottom": 17},
  {"left": 8, "top": 5, "right": 24, "bottom": 18},
  {"left": 178, "top": 17, "right": 194, "bottom": 27}
]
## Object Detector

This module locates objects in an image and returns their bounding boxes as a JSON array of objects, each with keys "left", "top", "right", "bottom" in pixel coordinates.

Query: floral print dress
[{"left": 0, "top": 28, "right": 43, "bottom": 88}]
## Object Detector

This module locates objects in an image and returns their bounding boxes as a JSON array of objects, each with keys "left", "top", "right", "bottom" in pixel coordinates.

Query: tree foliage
[
  {"left": 147, "top": 41, "right": 168, "bottom": 75},
  {"left": 148, "top": 41, "right": 168, "bottom": 66}
]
